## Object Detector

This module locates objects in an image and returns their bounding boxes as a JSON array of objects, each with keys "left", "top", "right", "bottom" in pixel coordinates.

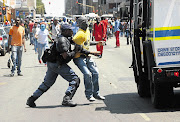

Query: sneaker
[
  {"left": 26, "top": 96, "right": 37, "bottom": 107},
  {"left": 18, "top": 73, "right": 23, "bottom": 76},
  {"left": 98, "top": 54, "right": 102, "bottom": 58},
  {"left": 62, "top": 100, "right": 77, "bottom": 107},
  {"left": 88, "top": 96, "right": 96, "bottom": 102},
  {"left": 9, "top": 73, "right": 14, "bottom": 77},
  {"left": 114, "top": 46, "right": 120, "bottom": 48},
  {"left": 39, "top": 60, "right": 42, "bottom": 64},
  {"left": 94, "top": 95, "right": 105, "bottom": 100}
]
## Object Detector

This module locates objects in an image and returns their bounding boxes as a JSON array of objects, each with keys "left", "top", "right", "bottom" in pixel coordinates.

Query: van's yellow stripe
[
  {"left": 150, "top": 26, "right": 180, "bottom": 31},
  {"left": 154, "top": 36, "right": 180, "bottom": 41}
]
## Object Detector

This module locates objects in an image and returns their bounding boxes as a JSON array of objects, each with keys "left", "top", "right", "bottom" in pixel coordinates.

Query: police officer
[
  {"left": 26, "top": 24, "right": 100, "bottom": 107},
  {"left": 27, "top": 24, "right": 82, "bottom": 107}
]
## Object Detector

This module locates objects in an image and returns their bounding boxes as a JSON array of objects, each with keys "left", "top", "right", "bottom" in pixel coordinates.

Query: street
[{"left": 1, "top": 36, "right": 180, "bottom": 122}]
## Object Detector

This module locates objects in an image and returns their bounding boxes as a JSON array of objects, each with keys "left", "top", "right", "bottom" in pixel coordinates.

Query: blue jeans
[
  {"left": 30, "top": 32, "right": 34, "bottom": 45},
  {"left": 73, "top": 56, "right": 99, "bottom": 99},
  {"left": 34, "top": 38, "right": 38, "bottom": 53},
  {"left": 37, "top": 42, "right": 49, "bottom": 61},
  {"left": 33, "top": 62, "right": 78, "bottom": 98},
  {"left": 11, "top": 46, "right": 23, "bottom": 74}
]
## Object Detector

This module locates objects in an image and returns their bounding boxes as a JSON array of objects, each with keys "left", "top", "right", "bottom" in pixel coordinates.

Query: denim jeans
[
  {"left": 73, "top": 56, "right": 99, "bottom": 99},
  {"left": 11, "top": 46, "right": 23, "bottom": 74},
  {"left": 33, "top": 62, "right": 78, "bottom": 98},
  {"left": 34, "top": 38, "right": 38, "bottom": 53},
  {"left": 30, "top": 32, "right": 34, "bottom": 45},
  {"left": 37, "top": 42, "right": 49, "bottom": 61}
]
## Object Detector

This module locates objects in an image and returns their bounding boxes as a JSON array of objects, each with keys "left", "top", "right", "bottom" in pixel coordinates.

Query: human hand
[
  {"left": 24, "top": 48, "right": 27, "bottom": 52},
  {"left": 90, "top": 51, "right": 101, "bottom": 56},
  {"left": 61, "top": 52, "right": 68, "bottom": 59}
]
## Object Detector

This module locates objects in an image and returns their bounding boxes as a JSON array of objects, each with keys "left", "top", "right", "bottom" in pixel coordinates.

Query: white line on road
[
  {"left": 139, "top": 113, "right": 151, "bottom": 121},
  {"left": 0, "top": 82, "right": 6, "bottom": 86},
  {"left": 110, "top": 83, "right": 117, "bottom": 89}
]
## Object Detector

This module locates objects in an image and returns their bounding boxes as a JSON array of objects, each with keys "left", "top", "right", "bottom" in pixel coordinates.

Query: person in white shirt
[
  {"left": 49, "top": 19, "right": 60, "bottom": 42},
  {"left": 35, "top": 22, "right": 53, "bottom": 64},
  {"left": 32, "top": 22, "right": 40, "bottom": 53}
]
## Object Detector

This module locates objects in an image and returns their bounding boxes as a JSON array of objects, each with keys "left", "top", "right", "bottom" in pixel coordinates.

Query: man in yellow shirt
[
  {"left": 8, "top": 18, "right": 26, "bottom": 77},
  {"left": 73, "top": 17, "right": 105, "bottom": 101}
]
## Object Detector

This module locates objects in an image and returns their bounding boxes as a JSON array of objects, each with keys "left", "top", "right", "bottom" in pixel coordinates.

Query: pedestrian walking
[
  {"left": 26, "top": 24, "right": 95, "bottom": 107},
  {"left": 114, "top": 17, "right": 120, "bottom": 48},
  {"left": 29, "top": 20, "right": 34, "bottom": 45},
  {"left": 72, "top": 17, "right": 79, "bottom": 36},
  {"left": 101, "top": 17, "right": 108, "bottom": 42},
  {"left": 93, "top": 17, "right": 106, "bottom": 58},
  {"left": 49, "top": 18, "right": 60, "bottom": 42},
  {"left": 32, "top": 22, "right": 39, "bottom": 53},
  {"left": 124, "top": 21, "right": 130, "bottom": 45},
  {"left": 24, "top": 20, "right": 29, "bottom": 40},
  {"left": 73, "top": 17, "right": 105, "bottom": 102},
  {"left": 7, "top": 18, "right": 26, "bottom": 77},
  {"left": 35, "top": 22, "right": 52, "bottom": 64},
  {"left": 88, "top": 19, "right": 93, "bottom": 39}
]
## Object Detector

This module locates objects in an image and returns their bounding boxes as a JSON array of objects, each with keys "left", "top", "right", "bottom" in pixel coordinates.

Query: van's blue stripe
[
  {"left": 158, "top": 61, "right": 180, "bottom": 65},
  {"left": 155, "top": 29, "right": 180, "bottom": 38}
]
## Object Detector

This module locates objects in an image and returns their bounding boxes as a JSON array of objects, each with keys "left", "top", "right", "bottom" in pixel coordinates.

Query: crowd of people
[{"left": 5, "top": 16, "right": 130, "bottom": 107}]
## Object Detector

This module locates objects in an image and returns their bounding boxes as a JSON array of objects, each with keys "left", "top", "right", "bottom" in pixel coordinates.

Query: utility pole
[
  {"left": 3, "top": 0, "right": 6, "bottom": 23},
  {"left": 98, "top": 0, "right": 101, "bottom": 16}
]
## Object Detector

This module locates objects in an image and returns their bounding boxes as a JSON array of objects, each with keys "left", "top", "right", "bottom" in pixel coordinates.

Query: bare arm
[
  {"left": 22, "top": 35, "right": 26, "bottom": 52},
  {"left": 48, "top": 35, "right": 54, "bottom": 42}
]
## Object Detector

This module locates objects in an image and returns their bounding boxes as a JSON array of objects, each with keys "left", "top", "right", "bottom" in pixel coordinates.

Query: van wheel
[
  {"left": 137, "top": 73, "right": 150, "bottom": 97},
  {"left": 150, "top": 82, "right": 174, "bottom": 108},
  {"left": 1, "top": 50, "right": 5, "bottom": 56}
]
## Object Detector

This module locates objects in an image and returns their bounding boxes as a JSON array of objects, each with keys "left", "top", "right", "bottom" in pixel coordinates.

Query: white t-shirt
[
  {"left": 36, "top": 29, "right": 49, "bottom": 44},
  {"left": 51, "top": 24, "right": 60, "bottom": 39}
]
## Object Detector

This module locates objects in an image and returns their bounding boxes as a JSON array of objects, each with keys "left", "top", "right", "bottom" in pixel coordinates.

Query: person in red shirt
[
  {"left": 101, "top": 17, "right": 108, "bottom": 43},
  {"left": 93, "top": 17, "right": 106, "bottom": 58},
  {"left": 29, "top": 20, "right": 34, "bottom": 45}
]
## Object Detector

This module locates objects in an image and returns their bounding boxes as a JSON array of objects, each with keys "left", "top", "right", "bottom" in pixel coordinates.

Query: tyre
[
  {"left": 137, "top": 73, "right": 150, "bottom": 97},
  {"left": 1, "top": 50, "right": 6, "bottom": 56},
  {"left": 150, "top": 81, "right": 174, "bottom": 108}
]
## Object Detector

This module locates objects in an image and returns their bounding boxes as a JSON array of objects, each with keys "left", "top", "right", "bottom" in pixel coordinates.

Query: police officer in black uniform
[{"left": 26, "top": 24, "right": 99, "bottom": 107}]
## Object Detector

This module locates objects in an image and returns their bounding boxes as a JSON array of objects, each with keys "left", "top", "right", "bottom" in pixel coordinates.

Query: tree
[{"left": 36, "top": 0, "right": 46, "bottom": 15}]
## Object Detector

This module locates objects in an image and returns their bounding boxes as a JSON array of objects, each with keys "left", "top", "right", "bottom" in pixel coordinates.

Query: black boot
[
  {"left": 26, "top": 96, "right": 38, "bottom": 107},
  {"left": 62, "top": 95, "right": 77, "bottom": 107}
]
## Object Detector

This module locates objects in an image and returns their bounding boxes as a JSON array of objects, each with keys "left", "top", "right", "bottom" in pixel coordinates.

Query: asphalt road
[{"left": 1, "top": 36, "right": 180, "bottom": 122}]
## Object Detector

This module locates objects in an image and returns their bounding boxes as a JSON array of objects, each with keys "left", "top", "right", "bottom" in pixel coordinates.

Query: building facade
[{"left": 64, "top": 0, "right": 129, "bottom": 16}]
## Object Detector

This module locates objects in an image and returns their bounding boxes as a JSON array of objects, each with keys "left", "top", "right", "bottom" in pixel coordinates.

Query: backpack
[{"left": 42, "top": 43, "right": 57, "bottom": 63}]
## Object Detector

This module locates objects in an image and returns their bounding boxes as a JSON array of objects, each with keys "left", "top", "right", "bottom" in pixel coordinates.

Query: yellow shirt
[
  {"left": 9, "top": 25, "right": 25, "bottom": 46},
  {"left": 73, "top": 28, "right": 90, "bottom": 58}
]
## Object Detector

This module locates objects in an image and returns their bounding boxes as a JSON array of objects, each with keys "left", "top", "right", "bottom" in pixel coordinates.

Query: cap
[
  {"left": 77, "top": 16, "right": 87, "bottom": 24},
  {"left": 61, "top": 24, "right": 74, "bottom": 30}
]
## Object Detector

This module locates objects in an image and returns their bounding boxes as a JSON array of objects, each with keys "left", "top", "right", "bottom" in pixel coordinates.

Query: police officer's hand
[
  {"left": 90, "top": 51, "right": 101, "bottom": 56},
  {"left": 61, "top": 52, "right": 68, "bottom": 59}
]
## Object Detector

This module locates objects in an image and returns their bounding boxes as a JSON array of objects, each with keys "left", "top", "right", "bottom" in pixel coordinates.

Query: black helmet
[{"left": 77, "top": 16, "right": 88, "bottom": 31}]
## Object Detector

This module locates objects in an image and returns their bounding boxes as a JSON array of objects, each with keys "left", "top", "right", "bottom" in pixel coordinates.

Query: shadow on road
[
  {"left": 26, "top": 103, "right": 103, "bottom": 109},
  {"left": 95, "top": 92, "right": 180, "bottom": 114}
]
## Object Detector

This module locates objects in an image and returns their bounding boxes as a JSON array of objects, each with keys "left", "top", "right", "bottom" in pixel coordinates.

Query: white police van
[{"left": 128, "top": 0, "right": 180, "bottom": 108}]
